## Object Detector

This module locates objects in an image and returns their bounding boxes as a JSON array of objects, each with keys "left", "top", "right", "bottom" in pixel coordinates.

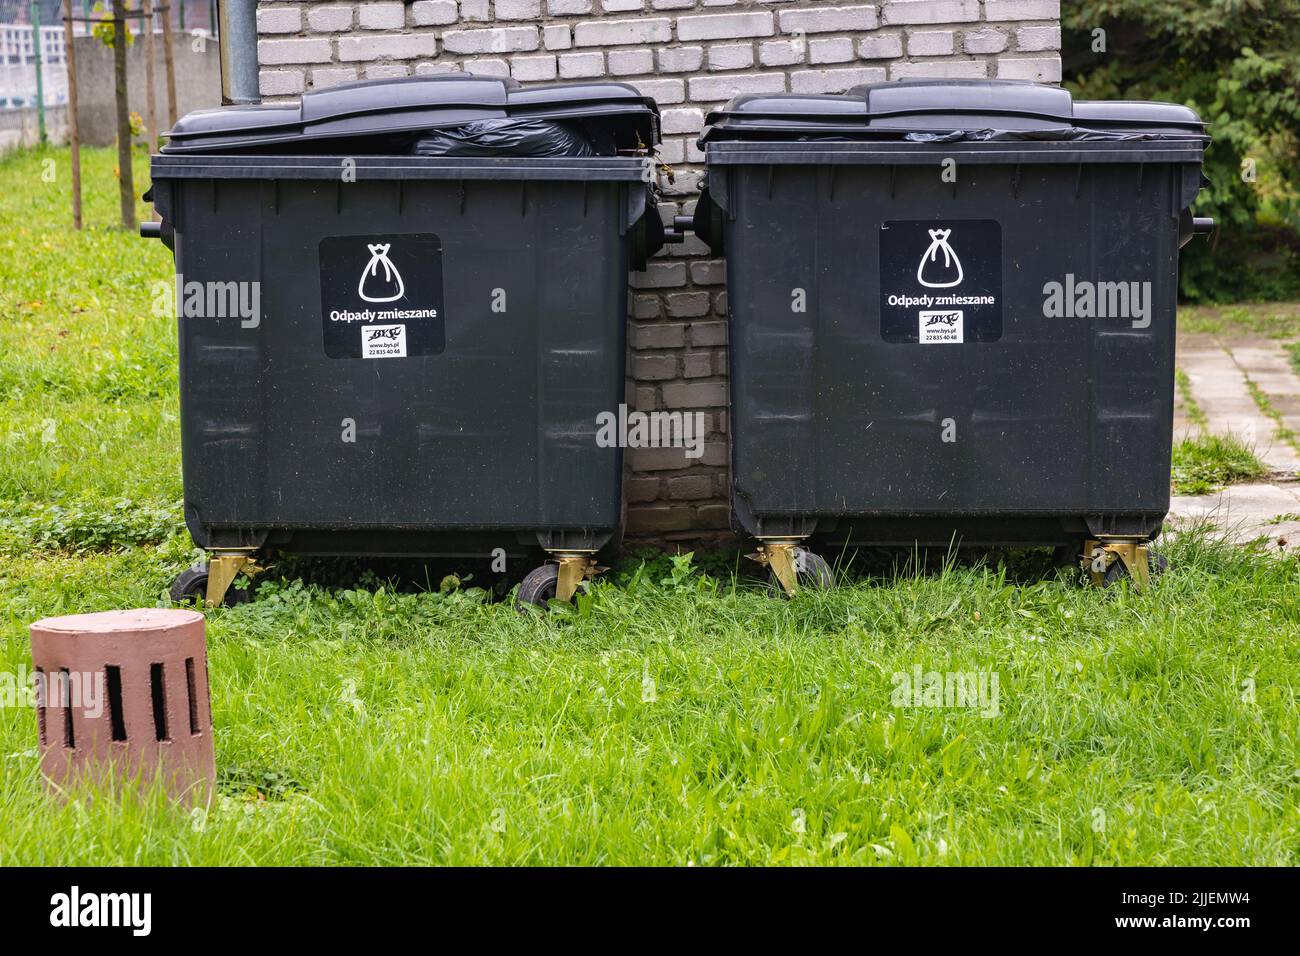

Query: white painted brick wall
[{"left": 253, "top": 0, "right": 1062, "bottom": 539}]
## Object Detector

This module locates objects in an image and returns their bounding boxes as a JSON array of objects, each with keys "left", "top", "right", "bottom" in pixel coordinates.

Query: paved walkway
[{"left": 1170, "top": 333, "right": 1300, "bottom": 553}]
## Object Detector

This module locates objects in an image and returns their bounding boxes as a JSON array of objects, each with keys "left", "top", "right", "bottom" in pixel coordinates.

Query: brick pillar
[
  {"left": 29, "top": 608, "right": 215, "bottom": 804},
  {"left": 254, "top": 0, "right": 1063, "bottom": 546}
]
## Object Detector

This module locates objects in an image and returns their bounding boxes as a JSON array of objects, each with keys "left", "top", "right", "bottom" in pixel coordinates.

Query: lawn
[{"left": 1, "top": 148, "right": 1298, "bottom": 866}]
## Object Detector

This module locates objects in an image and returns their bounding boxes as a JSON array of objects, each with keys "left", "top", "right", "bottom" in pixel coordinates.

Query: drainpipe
[{"left": 217, "top": 0, "right": 259, "bottom": 105}]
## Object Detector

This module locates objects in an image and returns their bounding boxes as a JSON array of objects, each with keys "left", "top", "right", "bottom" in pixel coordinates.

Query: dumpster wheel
[
  {"left": 169, "top": 558, "right": 260, "bottom": 609},
  {"left": 751, "top": 543, "right": 834, "bottom": 596},
  {"left": 515, "top": 555, "right": 604, "bottom": 611},
  {"left": 1082, "top": 540, "right": 1168, "bottom": 591}
]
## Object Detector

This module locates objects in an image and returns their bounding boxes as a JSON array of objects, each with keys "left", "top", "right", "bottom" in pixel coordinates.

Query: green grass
[
  {"left": 1180, "top": 302, "right": 1300, "bottom": 339},
  {"left": 1171, "top": 434, "right": 1269, "bottom": 495},
  {"left": 1, "top": 148, "right": 1299, "bottom": 866}
]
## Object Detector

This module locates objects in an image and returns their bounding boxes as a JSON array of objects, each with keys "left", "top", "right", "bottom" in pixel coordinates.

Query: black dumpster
[
  {"left": 695, "top": 80, "right": 1212, "bottom": 591},
  {"left": 145, "top": 75, "right": 667, "bottom": 608}
]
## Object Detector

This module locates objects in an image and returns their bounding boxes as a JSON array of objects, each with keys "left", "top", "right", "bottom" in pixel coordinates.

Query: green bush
[{"left": 1064, "top": 0, "right": 1300, "bottom": 303}]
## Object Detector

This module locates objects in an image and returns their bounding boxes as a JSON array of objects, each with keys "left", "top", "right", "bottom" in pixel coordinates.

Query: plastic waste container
[
  {"left": 144, "top": 75, "right": 675, "bottom": 608},
  {"left": 695, "top": 80, "right": 1213, "bottom": 592}
]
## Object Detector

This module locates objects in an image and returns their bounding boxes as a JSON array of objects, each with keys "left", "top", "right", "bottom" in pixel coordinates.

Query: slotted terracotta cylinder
[{"left": 28, "top": 608, "right": 215, "bottom": 804}]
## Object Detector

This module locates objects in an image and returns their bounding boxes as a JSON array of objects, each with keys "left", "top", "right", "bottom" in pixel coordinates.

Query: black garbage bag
[{"left": 411, "top": 119, "right": 598, "bottom": 157}]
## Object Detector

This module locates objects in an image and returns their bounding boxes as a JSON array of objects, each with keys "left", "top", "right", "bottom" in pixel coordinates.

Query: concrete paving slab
[
  {"left": 1168, "top": 481, "right": 1300, "bottom": 552},
  {"left": 1177, "top": 344, "right": 1300, "bottom": 471}
]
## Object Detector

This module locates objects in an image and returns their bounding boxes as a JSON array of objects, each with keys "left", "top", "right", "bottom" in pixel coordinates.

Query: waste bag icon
[
  {"left": 916, "top": 228, "right": 964, "bottom": 289},
  {"left": 358, "top": 243, "right": 406, "bottom": 303}
]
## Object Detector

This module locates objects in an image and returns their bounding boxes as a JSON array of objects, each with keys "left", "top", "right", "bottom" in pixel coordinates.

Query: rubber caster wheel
[
  {"left": 1101, "top": 549, "right": 1169, "bottom": 587},
  {"left": 169, "top": 563, "right": 253, "bottom": 608},
  {"left": 769, "top": 547, "right": 835, "bottom": 593},
  {"left": 515, "top": 564, "right": 562, "bottom": 611}
]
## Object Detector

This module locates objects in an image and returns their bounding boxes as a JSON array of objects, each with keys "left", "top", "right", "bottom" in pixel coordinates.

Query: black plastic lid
[
  {"left": 162, "top": 75, "right": 660, "bottom": 154},
  {"left": 700, "top": 79, "right": 1207, "bottom": 144}
]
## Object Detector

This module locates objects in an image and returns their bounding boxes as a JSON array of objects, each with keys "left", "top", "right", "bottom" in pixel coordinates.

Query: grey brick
[
  {"left": 460, "top": 0, "right": 491, "bottom": 19},
  {"left": 631, "top": 323, "right": 687, "bottom": 349},
  {"left": 558, "top": 51, "right": 606, "bottom": 77},
  {"left": 441, "top": 27, "right": 538, "bottom": 54},
  {"left": 260, "top": 68, "right": 305, "bottom": 95},
  {"left": 665, "top": 292, "right": 711, "bottom": 317},
  {"left": 495, "top": 0, "right": 543, "bottom": 20},
  {"left": 609, "top": 48, "right": 655, "bottom": 75},
  {"left": 658, "top": 138, "right": 686, "bottom": 164},
  {"left": 809, "top": 36, "right": 854, "bottom": 64},
  {"left": 511, "top": 54, "right": 558, "bottom": 80},
  {"left": 882, "top": 0, "right": 978, "bottom": 25},
  {"left": 365, "top": 63, "right": 411, "bottom": 79},
  {"left": 779, "top": 5, "right": 878, "bottom": 33},
  {"left": 632, "top": 295, "right": 662, "bottom": 319},
  {"left": 678, "top": 11, "right": 774, "bottom": 41},
  {"left": 1016, "top": 24, "right": 1061, "bottom": 52},
  {"left": 907, "top": 30, "right": 955, "bottom": 56},
  {"left": 658, "top": 46, "right": 705, "bottom": 72},
  {"left": 984, "top": 0, "right": 1059, "bottom": 21},
  {"left": 543, "top": 24, "right": 573, "bottom": 50},
  {"left": 464, "top": 58, "right": 511, "bottom": 77},
  {"left": 962, "top": 28, "right": 1008, "bottom": 54},
  {"left": 414, "top": 61, "right": 463, "bottom": 75},
  {"left": 996, "top": 55, "right": 1061, "bottom": 81},
  {"left": 682, "top": 351, "right": 714, "bottom": 378},
  {"left": 790, "top": 66, "right": 885, "bottom": 93},
  {"left": 338, "top": 33, "right": 440, "bottom": 60},
  {"left": 602, "top": 0, "right": 645, "bottom": 9},
  {"left": 546, "top": 0, "right": 591, "bottom": 11},
  {"left": 689, "top": 259, "right": 727, "bottom": 285},
  {"left": 358, "top": 2, "right": 405, "bottom": 30},
  {"left": 689, "top": 321, "right": 727, "bottom": 347},
  {"left": 651, "top": 0, "right": 695, "bottom": 8},
  {"left": 627, "top": 503, "right": 693, "bottom": 530},
  {"left": 667, "top": 475, "right": 714, "bottom": 499},
  {"left": 630, "top": 261, "right": 688, "bottom": 289},
  {"left": 310, "top": 66, "right": 360, "bottom": 89},
  {"left": 258, "top": 37, "right": 332, "bottom": 66},
  {"left": 256, "top": 7, "right": 302, "bottom": 34},
  {"left": 858, "top": 33, "right": 903, "bottom": 58},
  {"left": 631, "top": 78, "right": 686, "bottom": 104},
  {"left": 687, "top": 72, "right": 785, "bottom": 102},
  {"left": 890, "top": 58, "right": 986, "bottom": 78},
  {"left": 633, "top": 355, "right": 678, "bottom": 380},
  {"left": 759, "top": 38, "right": 804, "bottom": 67},
  {"left": 307, "top": 5, "right": 355, "bottom": 32},
  {"left": 662, "top": 382, "right": 727, "bottom": 408},
  {"left": 575, "top": 18, "right": 672, "bottom": 46},
  {"left": 708, "top": 42, "right": 755, "bottom": 70},
  {"left": 411, "top": 1, "right": 459, "bottom": 26},
  {"left": 665, "top": 107, "right": 707, "bottom": 134}
]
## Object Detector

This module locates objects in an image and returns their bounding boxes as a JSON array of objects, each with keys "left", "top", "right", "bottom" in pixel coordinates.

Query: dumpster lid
[
  {"left": 162, "top": 75, "right": 660, "bottom": 154},
  {"left": 700, "top": 79, "right": 1207, "bottom": 143}
]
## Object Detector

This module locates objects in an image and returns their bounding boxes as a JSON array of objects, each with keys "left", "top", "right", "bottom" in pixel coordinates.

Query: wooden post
[
  {"left": 62, "top": 0, "right": 81, "bottom": 229},
  {"left": 112, "top": 0, "right": 135, "bottom": 231},
  {"left": 160, "top": 0, "right": 178, "bottom": 128},
  {"left": 142, "top": 0, "right": 158, "bottom": 152}
]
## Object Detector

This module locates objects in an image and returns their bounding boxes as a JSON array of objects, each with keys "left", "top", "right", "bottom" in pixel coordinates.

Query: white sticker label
[
  {"left": 919, "top": 310, "right": 963, "bottom": 344},
  {"left": 361, "top": 323, "right": 407, "bottom": 359}
]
